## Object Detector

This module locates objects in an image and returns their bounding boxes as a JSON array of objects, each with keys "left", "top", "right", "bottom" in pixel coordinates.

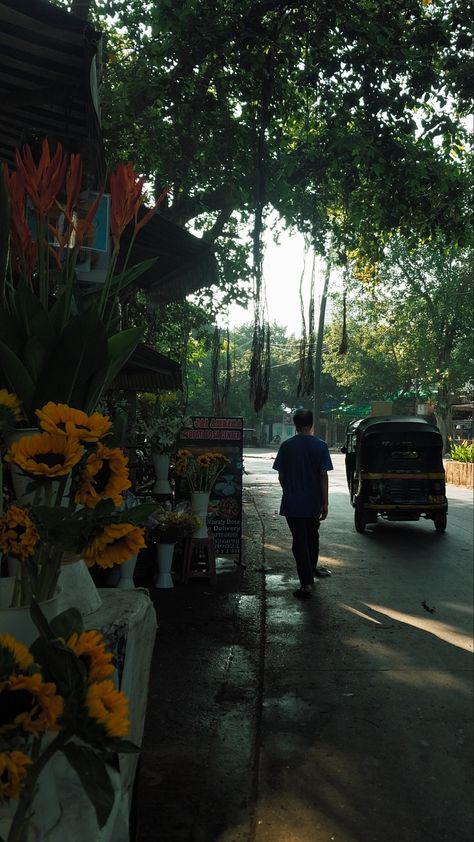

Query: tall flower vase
[
  {"left": 117, "top": 552, "right": 138, "bottom": 589},
  {"left": 154, "top": 543, "right": 176, "bottom": 588},
  {"left": 152, "top": 452, "right": 172, "bottom": 495},
  {"left": 191, "top": 491, "right": 210, "bottom": 539}
]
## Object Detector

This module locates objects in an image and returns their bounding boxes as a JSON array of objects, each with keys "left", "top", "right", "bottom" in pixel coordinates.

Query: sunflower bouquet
[
  {"left": 0, "top": 395, "right": 159, "bottom": 607},
  {"left": 176, "top": 449, "right": 230, "bottom": 493},
  {"left": 0, "top": 604, "right": 137, "bottom": 841},
  {"left": 137, "top": 392, "right": 190, "bottom": 455}
]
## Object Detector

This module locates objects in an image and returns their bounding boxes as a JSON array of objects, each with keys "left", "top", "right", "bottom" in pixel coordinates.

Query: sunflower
[
  {"left": 75, "top": 444, "right": 131, "bottom": 508},
  {"left": 5, "top": 432, "right": 83, "bottom": 478},
  {"left": 197, "top": 454, "right": 211, "bottom": 468},
  {"left": 66, "top": 630, "right": 115, "bottom": 683},
  {"left": 0, "top": 634, "right": 33, "bottom": 673},
  {"left": 0, "top": 388, "right": 22, "bottom": 432},
  {"left": 0, "top": 506, "right": 39, "bottom": 559},
  {"left": 36, "top": 402, "right": 112, "bottom": 442},
  {"left": 83, "top": 523, "right": 146, "bottom": 569},
  {"left": 0, "top": 750, "right": 32, "bottom": 800},
  {"left": 85, "top": 680, "right": 129, "bottom": 738},
  {"left": 0, "top": 673, "right": 64, "bottom": 736}
]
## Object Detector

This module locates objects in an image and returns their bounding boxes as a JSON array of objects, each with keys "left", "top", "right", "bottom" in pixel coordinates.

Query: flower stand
[{"left": 154, "top": 542, "right": 176, "bottom": 588}]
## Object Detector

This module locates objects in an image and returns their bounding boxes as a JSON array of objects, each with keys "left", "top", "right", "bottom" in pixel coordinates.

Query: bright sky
[{"left": 226, "top": 221, "right": 338, "bottom": 338}]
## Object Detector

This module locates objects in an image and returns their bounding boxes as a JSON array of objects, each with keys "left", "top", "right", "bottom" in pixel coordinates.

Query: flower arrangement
[
  {"left": 0, "top": 604, "right": 137, "bottom": 841},
  {"left": 176, "top": 449, "right": 230, "bottom": 493},
  {"left": 0, "top": 138, "right": 167, "bottom": 427},
  {"left": 137, "top": 392, "right": 190, "bottom": 455},
  {"left": 147, "top": 508, "right": 201, "bottom": 544},
  {"left": 0, "top": 394, "right": 159, "bottom": 607}
]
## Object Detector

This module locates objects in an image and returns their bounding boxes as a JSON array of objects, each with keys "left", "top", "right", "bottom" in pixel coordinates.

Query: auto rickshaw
[{"left": 341, "top": 415, "right": 448, "bottom": 533}]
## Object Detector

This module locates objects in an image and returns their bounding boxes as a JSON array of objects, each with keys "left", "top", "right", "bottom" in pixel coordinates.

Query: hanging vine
[
  {"left": 211, "top": 325, "right": 231, "bottom": 415},
  {"left": 297, "top": 246, "right": 316, "bottom": 397}
]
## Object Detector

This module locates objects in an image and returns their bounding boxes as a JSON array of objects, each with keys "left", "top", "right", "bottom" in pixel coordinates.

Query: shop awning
[
  {"left": 0, "top": 0, "right": 104, "bottom": 176},
  {"left": 111, "top": 343, "right": 182, "bottom": 393}
]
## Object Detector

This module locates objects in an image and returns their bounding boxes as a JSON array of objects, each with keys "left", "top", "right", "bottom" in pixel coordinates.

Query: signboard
[{"left": 176, "top": 417, "right": 243, "bottom": 560}]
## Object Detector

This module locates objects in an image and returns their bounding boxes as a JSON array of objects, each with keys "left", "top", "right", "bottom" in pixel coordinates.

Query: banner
[{"left": 176, "top": 416, "right": 243, "bottom": 560}]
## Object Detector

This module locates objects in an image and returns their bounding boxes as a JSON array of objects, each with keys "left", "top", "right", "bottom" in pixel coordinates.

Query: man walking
[{"left": 272, "top": 408, "right": 333, "bottom": 600}]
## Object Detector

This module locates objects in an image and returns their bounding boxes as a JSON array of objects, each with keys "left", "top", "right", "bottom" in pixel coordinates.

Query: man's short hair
[{"left": 293, "top": 408, "right": 313, "bottom": 429}]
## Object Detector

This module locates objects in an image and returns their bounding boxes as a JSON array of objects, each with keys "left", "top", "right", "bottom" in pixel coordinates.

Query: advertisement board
[{"left": 176, "top": 417, "right": 243, "bottom": 560}]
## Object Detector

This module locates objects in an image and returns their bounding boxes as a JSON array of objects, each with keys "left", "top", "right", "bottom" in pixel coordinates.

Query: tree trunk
[
  {"left": 312, "top": 255, "right": 332, "bottom": 432},
  {"left": 434, "top": 388, "right": 453, "bottom": 454}
]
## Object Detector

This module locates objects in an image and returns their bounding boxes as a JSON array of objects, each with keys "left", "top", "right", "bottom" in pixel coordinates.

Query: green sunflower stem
[{"left": 7, "top": 732, "right": 69, "bottom": 842}]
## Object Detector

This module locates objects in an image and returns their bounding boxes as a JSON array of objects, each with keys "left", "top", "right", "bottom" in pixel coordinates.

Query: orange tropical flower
[
  {"left": 85, "top": 680, "right": 129, "bottom": 737},
  {"left": 0, "top": 505, "right": 39, "bottom": 559},
  {"left": 4, "top": 166, "right": 37, "bottom": 281},
  {"left": 66, "top": 630, "right": 115, "bottom": 683},
  {"left": 15, "top": 138, "right": 68, "bottom": 218},
  {"left": 0, "top": 751, "right": 32, "bottom": 800},
  {"left": 36, "top": 402, "right": 112, "bottom": 442},
  {"left": 5, "top": 432, "right": 83, "bottom": 477},
  {"left": 110, "top": 162, "right": 145, "bottom": 245},
  {"left": 0, "top": 673, "right": 64, "bottom": 736},
  {"left": 75, "top": 444, "right": 131, "bottom": 508},
  {"left": 83, "top": 523, "right": 146, "bottom": 569}
]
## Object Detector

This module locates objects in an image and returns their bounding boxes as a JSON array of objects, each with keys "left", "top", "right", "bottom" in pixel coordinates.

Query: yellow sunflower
[
  {"left": 0, "top": 388, "right": 22, "bottom": 432},
  {"left": 36, "top": 402, "right": 112, "bottom": 442},
  {"left": 197, "top": 454, "right": 211, "bottom": 468},
  {"left": 83, "top": 523, "right": 146, "bottom": 569},
  {"left": 0, "top": 634, "right": 33, "bottom": 672},
  {"left": 0, "top": 750, "right": 32, "bottom": 800},
  {"left": 0, "top": 506, "right": 39, "bottom": 559},
  {"left": 85, "top": 680, "right": 129, "bottom": 737},
  {"left": 66, "top": 630, "right": 115, "bottom": 683},
  {"left": 75, "top": 444, "right": 131, "bottom": 508},
  {"left": 5, "top": 432, "right": 83, "bottom": 478},
  {"left": 0, "top": 673, "right": 64, "bottom": 736}
]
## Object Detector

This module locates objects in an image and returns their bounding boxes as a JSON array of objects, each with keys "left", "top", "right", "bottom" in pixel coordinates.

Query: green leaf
[
  {"left": 117, "top": 502, "right": 162, "bottom": 524},
  {"left": 30, "top": 636, "right": 87, "bottom": 698},
  {"left": 84, "top": 325, "right": 143, "bottom": 412},
  {"left": 62, "top": 743, "right": 116, "bottom": 828},
  {"left": 48, "top": 607, "right": 84, "bottom": 640},
  {"left": 103, "top": 738, "right": 141, "bottom": 754},
  {"left": 30, "top": 598, "right": 56, "bottom": 642},
  {"left": 0, "top": 340, "right": 36, "bottom": 420}
]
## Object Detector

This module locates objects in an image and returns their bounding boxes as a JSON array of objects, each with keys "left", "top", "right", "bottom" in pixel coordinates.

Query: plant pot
[
  {"left": 191, "top": 491, "right": 210, "bottom": 539},
  {"left": 0, "top": 578, "right": 62, "bottom": 647},
  {"left": 117, "top": 552, "right": 138, "bottom": 589},
  {"left": 151, "top": 452, "right": 172, "bottom": 495},
  {"left": 154, "top": 543, "right": 176, "bottom": 588}
]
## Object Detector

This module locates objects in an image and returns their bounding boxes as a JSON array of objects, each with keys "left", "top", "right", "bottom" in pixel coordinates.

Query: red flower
[
  {"left": 15, "top": 138, "right": 68, "bottom": 218},
  {"left": 4, "top": 166, "right": 37, "bottom": 281},
  {"left": 109, "top": 162, "right": 145, "bottom": 246}
]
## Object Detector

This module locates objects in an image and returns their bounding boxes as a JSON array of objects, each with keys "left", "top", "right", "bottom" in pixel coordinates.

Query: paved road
[
  {"left": 245, "top": 449, "right": 473, "bottom": 842},
  {"left": 135, "top": 449, "right": 473, "bottom": 842}
]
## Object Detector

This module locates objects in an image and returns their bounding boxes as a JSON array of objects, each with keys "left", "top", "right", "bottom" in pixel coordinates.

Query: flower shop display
[
  {"left": 0, "top": 139, "right": 166, "bottom": 427},
  {"left": 146, "top": 507, "right": 201, "bottom": 588},
  {"left": 176, "top": 449, "right": 230, "bottom": 538},
  {"left": 137, "top": 392, "right": 190, "bottom": 494},
  {"left": 0, "top": 395, "right": 158, "bottom": 626},
  {"left": 0, "top": 604, "right": 138, "bottom": 842}
]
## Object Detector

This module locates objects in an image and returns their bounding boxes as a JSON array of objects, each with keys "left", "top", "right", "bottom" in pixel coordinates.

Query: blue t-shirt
[{"left": 272, "top": 434, "right": 333, "bottom": 517}]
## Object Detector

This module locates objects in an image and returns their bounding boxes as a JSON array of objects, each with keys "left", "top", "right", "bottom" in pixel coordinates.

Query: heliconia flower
[
  {"left": 4, "top": 167, "right": 37, "bottom": 280},
  {"left": 109, "top": 162, "right": 145, "bottom": 245},
  {"left": 64, "top": 153, "right": 83, "bottom": 221},
  {"left": 72, "top": 189, "right": 104, "bottom": 250},
  {"left": 15, "top": 138, "right": 68, "bottom": 218}
]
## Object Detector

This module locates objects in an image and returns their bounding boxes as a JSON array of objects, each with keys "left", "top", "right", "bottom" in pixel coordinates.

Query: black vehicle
[{"left": 341, "top": 415, "right": 448, "bottom": 533}]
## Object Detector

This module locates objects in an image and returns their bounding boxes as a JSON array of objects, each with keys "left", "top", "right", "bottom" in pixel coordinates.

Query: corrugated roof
[
  {"left": 112, "top": 343, "right": 182, "bottom": 392},
  {"left": 0, "top": 0, "right": 104, "bottom": 176}
]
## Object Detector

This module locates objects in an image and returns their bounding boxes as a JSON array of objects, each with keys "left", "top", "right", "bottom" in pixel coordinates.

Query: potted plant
[
  {"left": 175, "top": 449, "right": 230, "bottom": 538},
  {"left": 137, "top": 392, "right": 190, "bottom": 494},
  {"left": 146, "top": 507, "right": 201, "bottom": 588}
]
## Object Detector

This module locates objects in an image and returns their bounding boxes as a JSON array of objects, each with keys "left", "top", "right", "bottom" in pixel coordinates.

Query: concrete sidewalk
[{"left": 134, "top": 460, "right": 473, "bottom": 842}]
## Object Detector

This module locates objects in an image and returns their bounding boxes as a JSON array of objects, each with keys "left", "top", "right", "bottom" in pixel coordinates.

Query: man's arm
[
  {"left": 320, "top": 470, "right": 328, "bottom": 519},
  {"left": 278, "top": 472, "right": 284, "bottom": 489}
]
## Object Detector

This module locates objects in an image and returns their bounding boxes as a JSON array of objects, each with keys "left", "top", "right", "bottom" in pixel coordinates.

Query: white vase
[
  {"left": 152, "top": 452, "right": 172, "bottom": 494},
  {"left": 58, "top": 558, "right": 102, "bottom": 616},
  {"left": 191, "top": 491, "right": 210, "bottom": 539},
  {"left": 117, "top": 552, "right": 138, "bottom": 589},
  {"left": 154, "top": 543, "right": 176, "bottom": 588},
  {"left": 0, "top": 578, "right": 62, "bottom": 647}
]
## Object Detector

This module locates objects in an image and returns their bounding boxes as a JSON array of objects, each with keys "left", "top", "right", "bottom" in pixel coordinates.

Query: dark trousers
[{"left": 286, "top": 516, "right": 320, "bottom": 588}]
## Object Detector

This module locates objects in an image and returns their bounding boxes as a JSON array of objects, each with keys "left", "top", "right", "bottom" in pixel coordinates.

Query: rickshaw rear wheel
[
  {"left": 434, "top": 513, "right": 447, "bottom": 533},
  {"left": 354, "top": 506, "right": 366, "bottom": 533}
]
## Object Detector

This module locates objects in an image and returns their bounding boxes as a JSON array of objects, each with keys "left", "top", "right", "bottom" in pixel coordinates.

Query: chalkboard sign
[{"left": 176, "top": 417, "right": 243, "bottom": 560}]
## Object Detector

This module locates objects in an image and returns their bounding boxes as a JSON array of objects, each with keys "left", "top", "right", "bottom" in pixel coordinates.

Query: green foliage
[{"left": 449, "top": 440, "right": 474, "bottom": 462}]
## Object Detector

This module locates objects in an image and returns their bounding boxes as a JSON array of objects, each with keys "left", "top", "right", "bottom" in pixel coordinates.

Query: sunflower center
[
  {"left": 32, "top": 453, "right": 66, "bottom": 468},
  {"left": 92, "top": 462, "right": 111, "bottom": 493},
  {"left": 0, "top": 689, "right": 35, "bottom": 726}
]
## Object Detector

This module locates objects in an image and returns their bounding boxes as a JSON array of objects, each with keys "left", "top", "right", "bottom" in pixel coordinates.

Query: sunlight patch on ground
[
  {"left": 367, "top": 603, "right": 474, "bottom": 653},
  {"left": 264, "top": 542, "right": 286, "bottom": 553},
  {"left": 340, "top": 603, "right": 383, "bottom": 624}
]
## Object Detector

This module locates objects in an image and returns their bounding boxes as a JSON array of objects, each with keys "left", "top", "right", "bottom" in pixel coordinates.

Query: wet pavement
[{"left": 134, "top": 450, "right": 473, "bottom": 842}]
